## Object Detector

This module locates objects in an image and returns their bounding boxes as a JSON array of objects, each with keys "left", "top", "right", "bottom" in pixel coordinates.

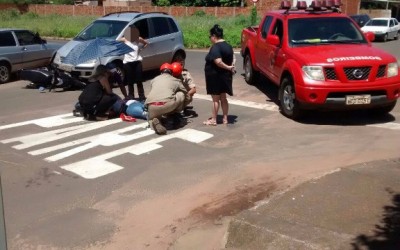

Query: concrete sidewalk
[{"left": 225, "top": 158, "right": 400, "bottom": 249}]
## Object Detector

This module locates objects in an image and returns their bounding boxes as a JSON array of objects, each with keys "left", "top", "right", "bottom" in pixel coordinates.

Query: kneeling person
[
  {"left": 78, "top": 65, "right": 122, "bottom": 120},
  {"left": 145, "top": 63, "right": 188, "bottom": 135}
]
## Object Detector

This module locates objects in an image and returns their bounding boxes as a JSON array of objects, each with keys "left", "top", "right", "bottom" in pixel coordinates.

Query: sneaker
[{"left": 151, "top": 118, "right": 167, "bottom": 135}]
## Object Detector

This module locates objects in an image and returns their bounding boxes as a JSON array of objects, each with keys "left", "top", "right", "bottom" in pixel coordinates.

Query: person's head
[
  {"left": 170, "top": 62, "right": 183, "bottom": 78},
  {"left": 209, "top": 24, "right": 223, "bottom": 42},
  {"left": 90, "top": 64, "right": 110, "bottom": 81},
  {"left": 160, "top": 63, "right": 173, "bottom": 75}
]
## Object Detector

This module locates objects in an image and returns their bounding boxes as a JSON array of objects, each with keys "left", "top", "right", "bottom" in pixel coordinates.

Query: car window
[
  {"left": 75, "top": 20, "right": 128, "bottom": 41},
  {"left": 394, "top": 19, "right": 399, "bottom": 25},
  {"left": 367, "top": 19, "right": 388, "bottom": 27},
  {"left": 14, "top": 30, "right": 41, "bottom": 45},
  {"left": 289, "top": 17, "right": 366, "bottom": 46},
  {"left": 151, "top": 17, "right": 171, "bottom": 37},
  {"left": 390, "top": 20, "right": 394, "bottom": 27},
  {"left": 0, "top": 32, "right": 16, "bottom": 47},
  {"left": 133, "top": 19, "right": 149, "bottom": 39},
  {"left": 271, "top": 19, "right": 283, "bottom": 45},
  {"left": 167, "top": 18, "right": 179, "bottom": 33},
  {"left": 261, "top": 16, "right": 273, "bottom": 39}
]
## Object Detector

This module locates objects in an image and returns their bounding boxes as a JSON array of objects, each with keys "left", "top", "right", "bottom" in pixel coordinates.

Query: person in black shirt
[{"left": 204, "top": 24, "right": 236, "bottom": 126}]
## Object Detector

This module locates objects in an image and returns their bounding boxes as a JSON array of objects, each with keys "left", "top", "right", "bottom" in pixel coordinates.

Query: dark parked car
[
  {"left": 350, "top": 14, "right": 371, "bottom": 27},
  {"left": 0, "top": 28, "right": 61, "bottom": 84}
]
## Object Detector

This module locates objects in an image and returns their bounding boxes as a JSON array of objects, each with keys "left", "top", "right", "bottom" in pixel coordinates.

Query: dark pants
[{"left": 124, "top": 61, "right": 145, "bottom": 99}]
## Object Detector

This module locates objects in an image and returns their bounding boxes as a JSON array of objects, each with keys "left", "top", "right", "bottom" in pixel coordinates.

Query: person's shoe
[{"left": 151, "top": 118, "right": 167, "bottom": 135}]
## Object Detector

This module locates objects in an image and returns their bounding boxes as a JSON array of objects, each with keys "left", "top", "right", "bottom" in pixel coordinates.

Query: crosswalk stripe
[
  {"left": 60, "top": 128, "right": 213, "bottom": 179},
  {"left": 194, "top": 94, "right": 280, "bottom": 112}
]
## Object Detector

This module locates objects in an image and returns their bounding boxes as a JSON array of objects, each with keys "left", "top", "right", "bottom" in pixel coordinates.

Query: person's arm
[
  {"left": 119, "top": 84, "right": 128, "bottom": 99},
  {"left": 118, "top": 37, "right": 128, "bottom": 43},
  {"left": 139, "top": 37, "right": 148, "bottom": 49},
  {"left": 99, "top": 76, "right": 113, "bottom": 95},
  {"left": 214, "top": 58, "right": 235, "bottom": 73},
  {"left": 183, "top": 71, "right": 196, "bottom": 96}
]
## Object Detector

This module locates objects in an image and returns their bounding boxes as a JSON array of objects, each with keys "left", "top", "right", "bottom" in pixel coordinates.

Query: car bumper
[
  {"left": 296, "top": 80, "right": 400, "bottom": 109},
  {"left": 53, "top": 63, "right": 94, "bottom": 79}
]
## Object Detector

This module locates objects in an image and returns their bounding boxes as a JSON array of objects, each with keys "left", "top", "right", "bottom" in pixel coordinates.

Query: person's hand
[{"left": 230, "top": 65, "right": 236, "bottom": 75}]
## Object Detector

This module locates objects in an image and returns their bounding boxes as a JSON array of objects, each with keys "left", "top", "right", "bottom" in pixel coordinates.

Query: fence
[{"left": 0, "top": 0, "right": 358, "bottom": 17}]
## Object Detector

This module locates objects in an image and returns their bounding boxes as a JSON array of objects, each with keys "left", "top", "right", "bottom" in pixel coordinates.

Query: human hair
[{"left": 209, "top": 24, "right": 223, "bottom": 39}]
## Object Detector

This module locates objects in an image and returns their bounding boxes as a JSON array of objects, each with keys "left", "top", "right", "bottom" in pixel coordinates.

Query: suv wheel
[
  {"left": 279, "top": 76, "right": 303, "bottom": 119},
  {"left": 244, "top": 53, "right": 257, "bottom": 85},
  {"left": 0, "top": 63, "right": 11, "bottom": 84}
]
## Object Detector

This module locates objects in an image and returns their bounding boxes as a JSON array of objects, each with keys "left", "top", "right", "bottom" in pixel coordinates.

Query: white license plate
[
  {"left": 58, "top": 64, "right": 73, "bottom": 72},
  {"left": 345, "top": 95, "right": 371, "bottom": 105}
]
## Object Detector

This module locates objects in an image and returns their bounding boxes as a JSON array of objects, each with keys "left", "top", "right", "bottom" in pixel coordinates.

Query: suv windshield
[
  {"left": 289, "top": 17, "right": 366, "bottom": 47},
  {"left": 74, "top": 20, "right": 129, "bottom": 41}
]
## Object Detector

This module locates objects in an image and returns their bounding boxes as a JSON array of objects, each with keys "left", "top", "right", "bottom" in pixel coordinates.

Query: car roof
[
  {"left": 0, "top": 28, "right": 28, "bottom": 32},
  {"left": 98, "top": 12, "right": 172, "bottom": 22},
  {"left": 267, "top": 9, "right": 347, "bottom": 19},
  {"left": 370, "top": 17, "right": 392, "bottom": 20}
]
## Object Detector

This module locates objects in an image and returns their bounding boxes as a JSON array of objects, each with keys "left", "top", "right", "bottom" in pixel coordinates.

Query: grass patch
[{"left": 0, "top": 10, "right": 261, "bottom": 47}]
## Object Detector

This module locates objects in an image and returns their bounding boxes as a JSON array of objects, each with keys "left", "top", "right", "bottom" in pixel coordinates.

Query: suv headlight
[
  {"left": 302, "top": 66, "right": 324, "bottom": 81},
  {"left": 387, "top": 62, "right": 399, "bottom": 78}
]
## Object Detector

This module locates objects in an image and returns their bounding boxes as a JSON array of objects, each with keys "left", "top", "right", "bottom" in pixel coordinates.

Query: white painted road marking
[
  {"left": 195, "top": 94, "right": 280, "bottom": 112},
  {"left": 60, "top": 129, "right": 213, "bottom": 179},
  {"left": 368, "top": 122, "right": 400, "bottom": 130},
  {"left": 1, "top": 118, "right": 121, "bottom": 150},
  {"left": 0, "top": 114, "right": 83, "bottom": 131},
  {"left": 0, "top": 114, "right": 213, "bottom": 179},
  {"left": 29, "top": 123, "right": 152, "bottom": 162}
]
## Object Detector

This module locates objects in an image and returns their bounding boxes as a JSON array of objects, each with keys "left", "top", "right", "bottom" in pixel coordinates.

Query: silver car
[
  {"left": 52, "top": 12, "right": 186, "bottom": 80},
  {"left": 0, "top": 28, "right": 61, "bottom": 84}
]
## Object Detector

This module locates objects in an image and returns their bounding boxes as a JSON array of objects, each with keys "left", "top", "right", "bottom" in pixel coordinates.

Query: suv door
[
  {"left": 14, "top": 30, "right": 50, "bottom": 69},
  {"left": 255, "top": 15, "right": 273, "bottom": 74},
  {"left": 147, "top": 16, "right": 179, "bottom": 68}
]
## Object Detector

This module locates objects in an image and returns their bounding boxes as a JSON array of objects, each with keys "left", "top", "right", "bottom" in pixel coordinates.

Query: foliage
[
  {"left": 0, "top": 10, "right": 261, "bottom": 48},
  {"left": 193, "top": 10, "right": 206, "bottom": 17},
  {"left": 0, "top": 11, "right": 96, "bottom": 38},
  {"left": 250, "top": 5, "right": 257, "bottom": 26},
  {"left": 156, "top": 0, "right": 170, "bottom": 6},
  {"left": 151, "top": 0, "right": 240, "bottom": 7}
]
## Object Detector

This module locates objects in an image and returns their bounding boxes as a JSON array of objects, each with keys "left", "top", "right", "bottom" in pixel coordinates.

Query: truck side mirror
[
  {"left": 364, "top": 31, "right": 375, "bottom": 42},
  {"left": 267, "top": 34, "right": 280, "bottom": 46}
]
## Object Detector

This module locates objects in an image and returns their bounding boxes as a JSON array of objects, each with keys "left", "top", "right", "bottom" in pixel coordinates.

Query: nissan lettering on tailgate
[{"left": 240, "top": 0, "right": 400, "bottom": 120}]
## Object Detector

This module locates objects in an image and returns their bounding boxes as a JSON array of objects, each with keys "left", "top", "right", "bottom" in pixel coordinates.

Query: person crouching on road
[
  {"left": 77, "top": 64, "right": 123, "bottom": 120},
  {"left": 171, "top": 55, "right": 197, "bottom": 109},
  {"left": 145, "top": 63, "right": 188, "bottom": 135}
]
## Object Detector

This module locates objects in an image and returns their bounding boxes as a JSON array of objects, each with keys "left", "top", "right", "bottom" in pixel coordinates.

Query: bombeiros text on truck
[{"left": 241, "top": 0, "right": 400, "bottom": 119}]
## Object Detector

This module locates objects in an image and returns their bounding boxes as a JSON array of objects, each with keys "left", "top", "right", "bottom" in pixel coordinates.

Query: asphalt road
[{"left": 0, "top": 41, "right": 399, "bottom": 249}]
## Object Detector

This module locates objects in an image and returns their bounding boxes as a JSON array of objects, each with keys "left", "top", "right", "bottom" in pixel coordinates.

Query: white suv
[{"left": 52, "top": 12, "right": 186, "bottom": 80}]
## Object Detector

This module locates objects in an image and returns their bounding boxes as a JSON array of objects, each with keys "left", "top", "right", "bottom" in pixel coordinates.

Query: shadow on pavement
[
  {"left": 298, "top": 110, "right": 396, "bottom": 126},
  {"left": 352, "top": 188, "right": 400, "bottom": 250},
  {"left": 241, "top": 73, "right": 280, "bottom": 106}
]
